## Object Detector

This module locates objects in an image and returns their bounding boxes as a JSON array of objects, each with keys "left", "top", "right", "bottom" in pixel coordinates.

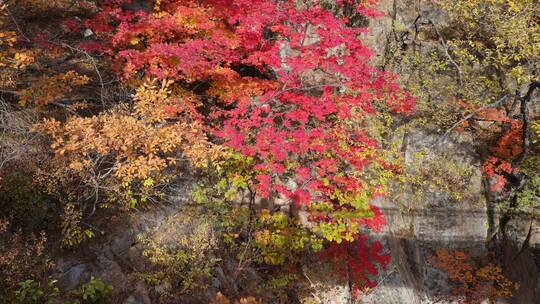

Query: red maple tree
[{"left": 83, "top": 0, "right": 414, "bottom": 294}]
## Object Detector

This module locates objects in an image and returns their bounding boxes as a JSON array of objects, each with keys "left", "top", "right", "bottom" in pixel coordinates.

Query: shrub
[{"left": 138, "top": 216, "right": 219, "bottom": 298}]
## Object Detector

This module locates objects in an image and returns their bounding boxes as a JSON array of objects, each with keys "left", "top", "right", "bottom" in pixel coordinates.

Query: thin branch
[
  {"left": 5, "top": 6, "right": 30, "bottom": 42},
  {"left": 362, "top": 265, "right": 397, "bottom": 296},
  {"left": 426, "top": 18, "right": 463, "bottom": 86},
  {"left": 60, "top": 43, "right": 106, "bottom": 105},
  {"left": 438, "top": 94, "right": 509, "bottom": 143},
  {"left": 50, "top": 102, "right": 80, "bottom": 116},
  {"left": 0, "top": 89, "right": 19, "bottom": 96},
  {"left": 302, "top": 268, "right": 323, "bottom": 303},
  {"left": 80, "top": 220, "right": 105, "bottom": 235},
  {"left": 235, "top": 187, "right": 256, "bottom": 277}
]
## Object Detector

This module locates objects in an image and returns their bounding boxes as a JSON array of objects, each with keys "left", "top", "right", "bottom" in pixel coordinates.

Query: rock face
[
  {"left": 362, "top": 131, "right": 488, "bottom": 304},
  {"left": 57, "top": 263, "right": 90, "bottom": 291},
  {"left": 53, "top": 181, "right": 193, "bottom": 303}
]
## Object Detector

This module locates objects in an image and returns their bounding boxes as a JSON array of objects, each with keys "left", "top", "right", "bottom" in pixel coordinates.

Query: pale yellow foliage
[
  {"left": 0, "top": 4, "right": 17, "bottom": 69},
  {"left": 211, "top": 293, "right": 262, "bottom": 304},
  {"left": 38, "top": 79, "right": 220, "bottom": 206},
  {"left": 12, "top": 51, "right": 35, "bottom": 69},
  {"left": 19, "top": 71, "right": 90, "bottom": 106},
  {"left": 440, "top": 0, "right": 540, "bottom": 90},
  {"left": 138, "top": 216, "right": 218, "bottom": 295}
]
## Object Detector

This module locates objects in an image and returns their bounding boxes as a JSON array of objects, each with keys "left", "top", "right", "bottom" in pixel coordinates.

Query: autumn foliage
[
  {"left": 430, "top": 249, "right": 516, "bottom": 303},
  {"left": 2, "top": 0, "right": 538, "bottom": 302},
  {"left": 1, "top": 0, "right": 417, "bottom": 300},
  {"left": 62, "top": 0, "right": 415, "bottom": 294},
  {"left": 318, "top": 235, "right": 391, "bottom": 296}
]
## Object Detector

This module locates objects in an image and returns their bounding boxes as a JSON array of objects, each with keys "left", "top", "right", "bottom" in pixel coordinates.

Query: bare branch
[
  {"left": 438, "top": 94, "right": 509, "bottom": 143},
  {"left": 5, "top": 6, "right": 30, "bottom": 42},
  {"left": 60, "top": 43, "right": 106, "bottom": 105},
  {"left": 426, "top": 18, "right": 463, "bottom": 86}
]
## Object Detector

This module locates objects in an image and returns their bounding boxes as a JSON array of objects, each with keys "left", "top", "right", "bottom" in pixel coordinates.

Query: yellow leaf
[{"left": 130, "top": 37, "right": 140, "bottom": 45}]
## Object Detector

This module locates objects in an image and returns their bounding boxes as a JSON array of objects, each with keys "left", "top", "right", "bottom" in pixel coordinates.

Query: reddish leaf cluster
[
  {"left": 482, "top": 156, "right": 513, "bottom": 191},
  {"left": 475, "top": 107, "right": 523, "bottom": 159},
  {"left": 429, "top": 248, "right": 515, "bottom": 303},
  {"left": 475, "top": 107, "right": 522, "bottom": 191},
  {"left": 318, "top": 235, "right": 391, "bottom": 297},
  {"left": 489, "top": 120, "right": 523, "bottom": 159}
]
